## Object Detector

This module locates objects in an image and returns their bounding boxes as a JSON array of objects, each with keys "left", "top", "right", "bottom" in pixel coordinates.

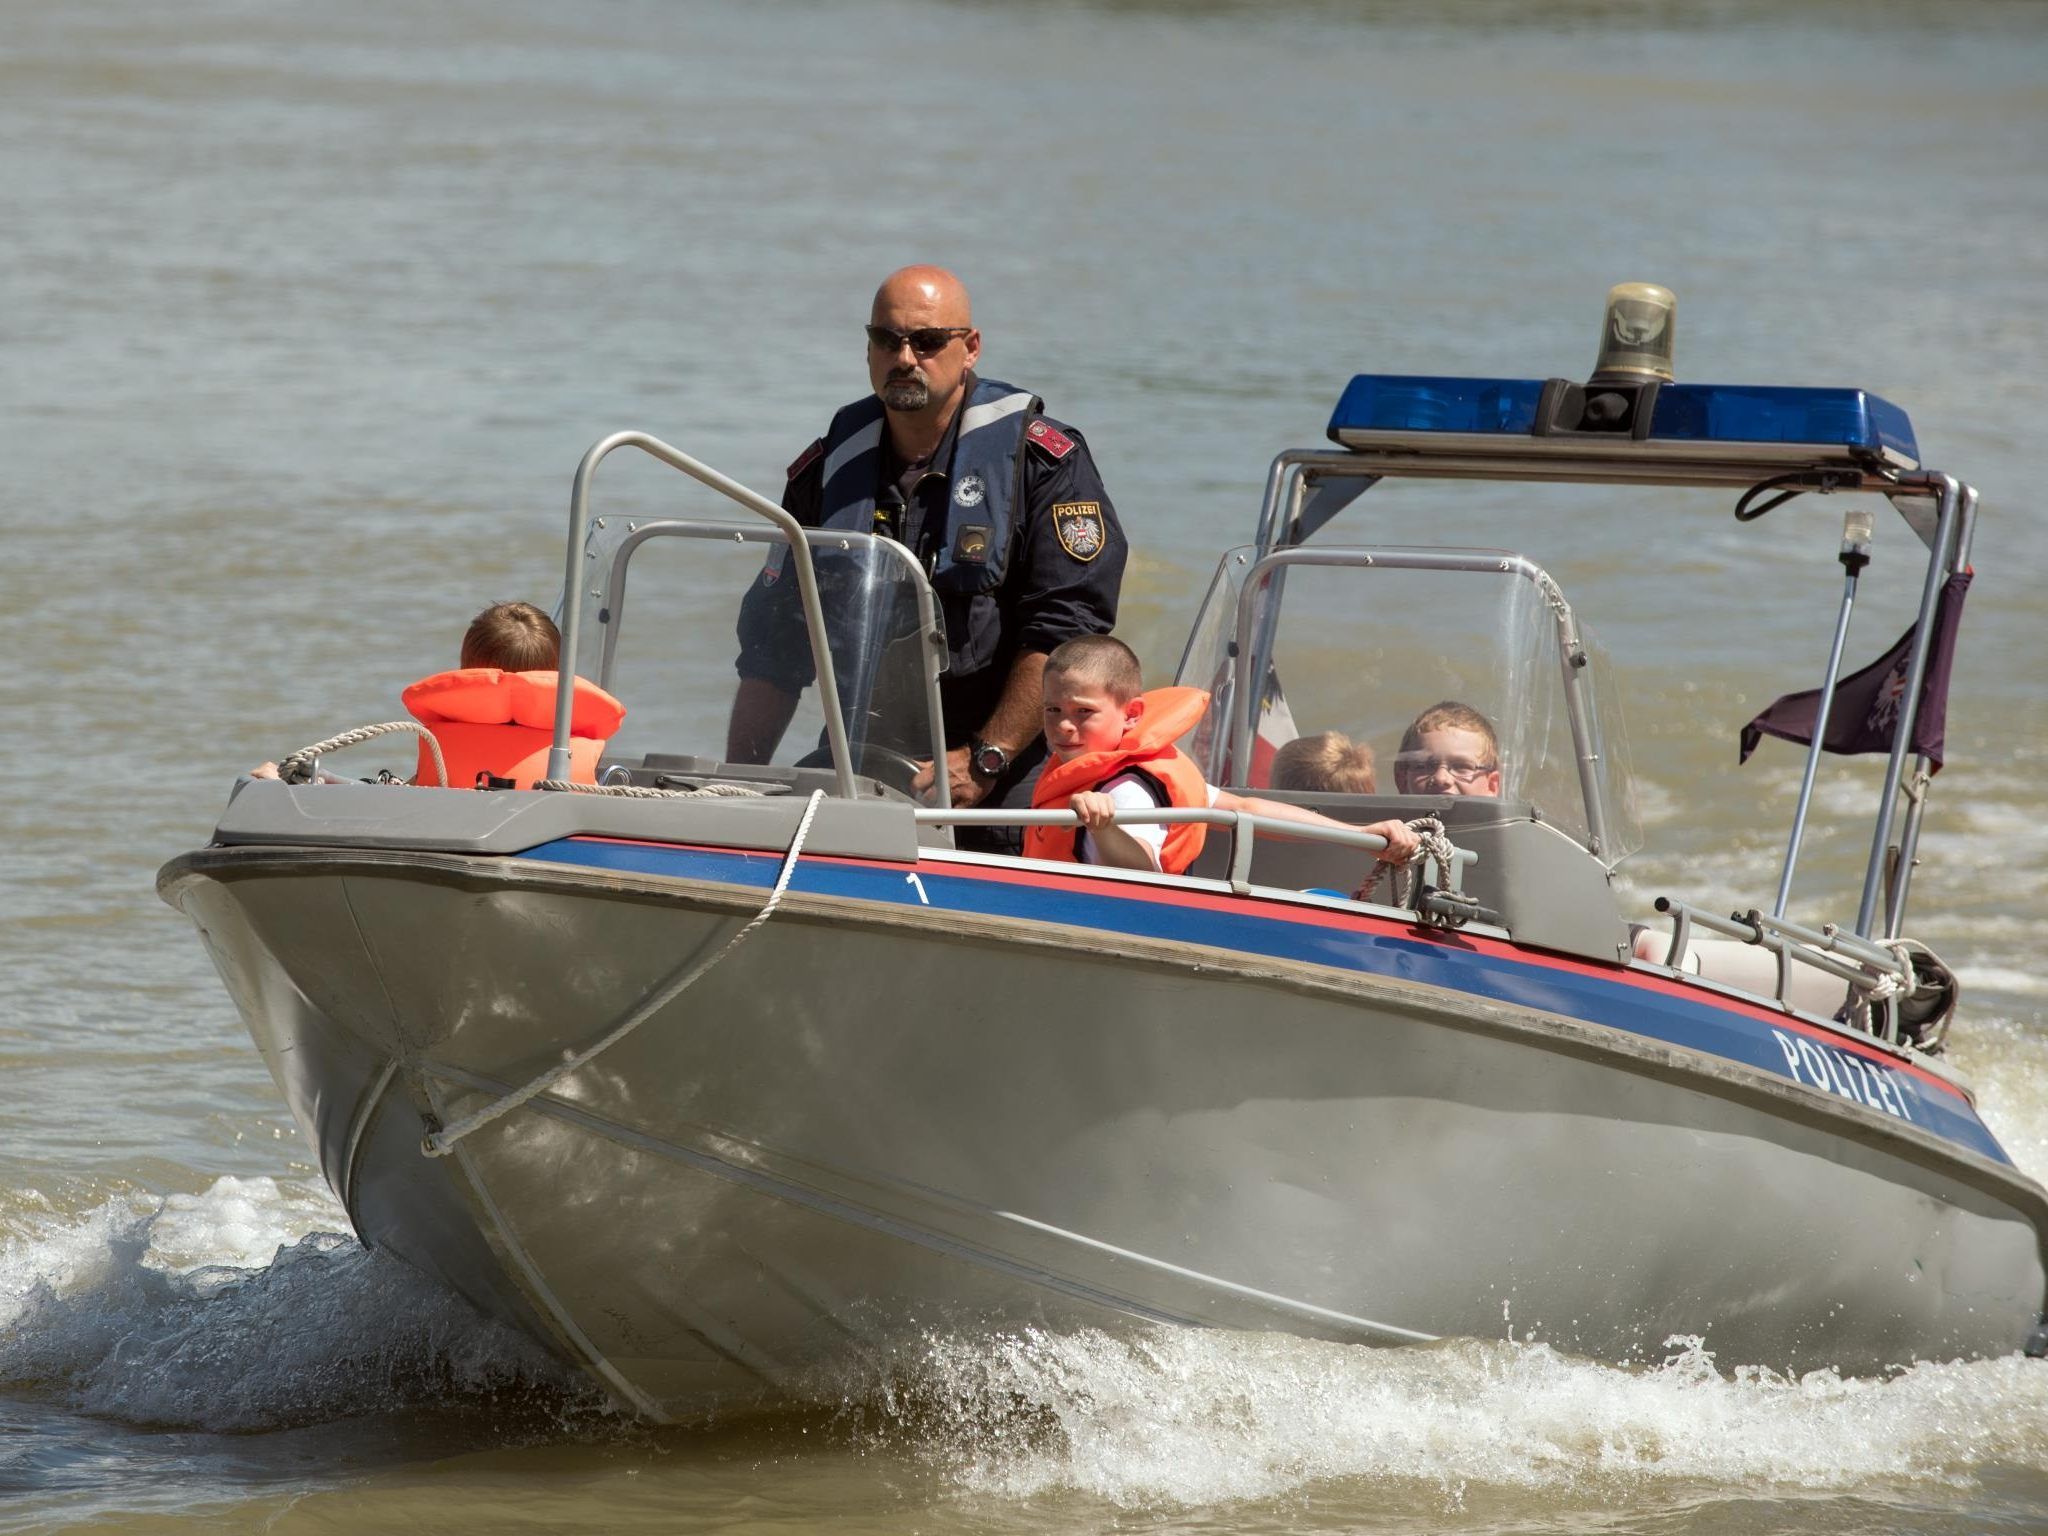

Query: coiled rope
[
  {"left": 274, "top": 723, "right": 774, "bottom": 798},
  {"left": 421, "top": 788, "right": 828, "bottom": 1158},
  {"left": 532, "top": 779, "right": 767, "bottom": 798},
  {"left": 276, "top": 721, "right": 448, "bottom": 787},
  {"left": 1352, "top": 816, "right": 1455, "bottom": 907}
]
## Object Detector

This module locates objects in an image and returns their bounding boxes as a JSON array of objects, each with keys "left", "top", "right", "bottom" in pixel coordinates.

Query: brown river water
[{"left": 5, "top": 1, "right": 2048, "bottom": 1530}]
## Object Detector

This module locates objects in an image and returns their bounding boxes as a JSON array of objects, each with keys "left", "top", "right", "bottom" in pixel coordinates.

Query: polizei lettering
[{"left": 1770, "top": 1029, "right": 1916, "bottom": 1122}]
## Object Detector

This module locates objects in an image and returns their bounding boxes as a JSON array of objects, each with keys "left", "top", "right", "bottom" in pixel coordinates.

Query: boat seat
[{"left": 1185, "top": 790, "right": 1633, "bottom": 964}]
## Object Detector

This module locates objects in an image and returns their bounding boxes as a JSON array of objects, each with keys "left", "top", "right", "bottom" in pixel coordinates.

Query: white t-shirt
[{"left": 1078, "top": 770, "right": 1220, "bottom": 871}]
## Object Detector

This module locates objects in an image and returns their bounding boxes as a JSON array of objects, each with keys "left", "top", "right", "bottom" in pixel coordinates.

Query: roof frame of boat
[{"left": 1247, "top": 373, "right": 1978, "bottom": 941}]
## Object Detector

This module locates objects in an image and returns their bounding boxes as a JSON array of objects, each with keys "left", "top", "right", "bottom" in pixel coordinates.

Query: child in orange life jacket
[
  {"left": 1027, "top": 636, "right": 1420, "bottom": 876},
  {"left": 253, "top": 602, "right": 624, "bottom": 787}
]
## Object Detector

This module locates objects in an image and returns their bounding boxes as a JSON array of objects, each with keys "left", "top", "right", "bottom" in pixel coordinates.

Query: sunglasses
[
  {"left": 865, "top": 324, "right": 972, "bottom": 357},
  {"left": 1394, "top": 752, "right": 1497, "bottom": 785}
]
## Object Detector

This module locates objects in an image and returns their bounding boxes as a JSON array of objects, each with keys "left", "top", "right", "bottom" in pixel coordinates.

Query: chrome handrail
[
  {"left": 1651, "top": 896, "right": 1918, "bottom": 1033},
  {"left": 1223, "top": 545, "right": 1613, "bottom": 861},
  {"left": 916, "top": 805, "right": 1477, "bottom": 904},
  {"left": 553, "top": 432, "right": 855, "bottom": 797},
  {"left": 585, "top": 517, "right": 952, "bottom": 806},
  {"left": 1238, "top": 440, "right": 1975, "bottom": 941}
]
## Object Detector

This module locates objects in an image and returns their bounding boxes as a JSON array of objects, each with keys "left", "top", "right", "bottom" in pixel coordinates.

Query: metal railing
[
  {"left": 1650, "top": 896, "right": 1918, "bottom": 1041},
  {"left": 1220, "top": 545, "right": 1615, "bottom": 862},
  {"left": 917, "top": 804, "right": 1478, "bottom": 908},
  {"left": 581, "top": 516, "right": 952, "bottom": 800},
  {"left": 1240, "top": 442, "right": 1976, "bottom": 940},
  {"left": 551, "top": 431, "right": 954, "bottom": 805}
]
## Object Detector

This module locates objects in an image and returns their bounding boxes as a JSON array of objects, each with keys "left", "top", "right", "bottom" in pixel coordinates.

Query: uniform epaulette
[
  {"left": 786, "top": 437, "right": 825, "bottom": 481},
  {"left": 1025, "top": 418, "right": 1075, "bottom": 461}
]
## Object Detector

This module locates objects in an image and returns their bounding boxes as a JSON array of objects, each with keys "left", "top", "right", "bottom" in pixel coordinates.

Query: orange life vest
[
  {"left": 1023, "top": 687, "right": 1212, "bottom": 873},
  {"left": 400, "top": 668, "right": 626, "bottom": 790}
]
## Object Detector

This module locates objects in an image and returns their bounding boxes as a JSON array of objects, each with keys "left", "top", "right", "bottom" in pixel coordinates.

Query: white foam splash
[
  {"left": 0, "top": 1176, "right": 591, "bottom": 1431},
  {"left": 902, "top": 1327, "right": 2048, "bottom": 1508}
]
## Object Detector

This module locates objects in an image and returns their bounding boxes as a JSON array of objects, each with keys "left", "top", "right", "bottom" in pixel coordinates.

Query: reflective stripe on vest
[{"left": 816, "top": 377, "right": 1041, "bottom": 595}]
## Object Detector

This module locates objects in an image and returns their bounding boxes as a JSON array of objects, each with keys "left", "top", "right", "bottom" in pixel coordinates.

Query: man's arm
[
  {"left": 726, "top": 441, "right": 825, "bottom": 762},
  {"left": 1006, "top": 423, "right": 1128, "bottom": 655},
  {"left": 726, "top": 676, "right": 801, "bottom": 764},
  {"left": 912, "top": 649, "right": 1046, "bottom": 807}
]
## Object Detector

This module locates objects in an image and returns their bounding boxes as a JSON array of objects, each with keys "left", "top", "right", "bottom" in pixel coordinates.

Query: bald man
[{"left": 729, "top": 266, "right": 1128, "bottom": 851}]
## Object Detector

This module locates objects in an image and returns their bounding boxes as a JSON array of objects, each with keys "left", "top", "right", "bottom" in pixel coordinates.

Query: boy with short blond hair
[{"left": 1392, "top": 700, "right": 1501, "bottom": 797}]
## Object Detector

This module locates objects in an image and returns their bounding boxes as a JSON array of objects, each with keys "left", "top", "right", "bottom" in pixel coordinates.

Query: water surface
[{"left": 4, "top": 1, "right": 2047, "bottom": 1530}]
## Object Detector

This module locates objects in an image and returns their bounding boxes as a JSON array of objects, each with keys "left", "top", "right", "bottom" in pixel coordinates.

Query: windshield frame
[{"left": 550, "top": 431, "right": 951, "bottom": 804}]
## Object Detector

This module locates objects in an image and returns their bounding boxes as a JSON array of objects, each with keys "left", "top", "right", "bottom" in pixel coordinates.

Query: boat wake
[
  {"left": 0, "top": 1176, "right": 595, "bottom": 1432},
  {"left": 8, "top": 1175, "right": 2048, "bottom": 1515},
  {"left": 892, "top": 1323, "right": 2048, "bottom": 1509}
]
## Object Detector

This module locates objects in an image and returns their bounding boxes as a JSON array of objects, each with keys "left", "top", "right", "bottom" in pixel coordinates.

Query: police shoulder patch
[
  {"left": 1053, "top": 501, "right": 1105, "bottom": 562},
  {"left": 1025, "top": 418, "right": 1075, "bottom": 460},
  {"left": 786, "top": 437, "right": 825, "bottom": 481}
]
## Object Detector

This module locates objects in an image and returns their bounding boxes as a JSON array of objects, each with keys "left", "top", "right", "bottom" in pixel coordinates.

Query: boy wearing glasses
[
  {"left": 729, "top": 266, "right": 1127, "bottom": 853},
  {"left": 1391, "top": 701, "right": 1502, "bottom": 797}
]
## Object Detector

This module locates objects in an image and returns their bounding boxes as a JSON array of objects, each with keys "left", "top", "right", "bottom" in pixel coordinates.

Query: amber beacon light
[{"left": 1591, "top": 281, "right": 1677, "bottom": 384}]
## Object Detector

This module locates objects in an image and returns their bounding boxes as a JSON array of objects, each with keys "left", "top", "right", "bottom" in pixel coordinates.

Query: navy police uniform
[{"left": 736, "top": 372, "right": 1126, "bottom": 830}]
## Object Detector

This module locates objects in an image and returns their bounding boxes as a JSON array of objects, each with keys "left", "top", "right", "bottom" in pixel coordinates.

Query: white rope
[
  {"left": 1352, "top": 816, "right": 1453, "bottom": 907},
  {"left": 422, "top": 788, "right": 828, "bottom": 1158},
  {"left": 278, "top": 721, "right": 447, "bottom": 787},
  {"left": 532, "top": 779, "right": 768, "bottom": 798}
]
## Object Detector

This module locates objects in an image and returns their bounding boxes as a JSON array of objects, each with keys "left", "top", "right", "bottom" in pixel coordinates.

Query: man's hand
[{"left": 911, "top": 746, "right": 987, "bottom": 808}]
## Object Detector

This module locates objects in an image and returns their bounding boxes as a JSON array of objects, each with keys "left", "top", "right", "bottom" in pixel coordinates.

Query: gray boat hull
[{"left": 161, "top": 844, "right": 2048, "bottom": 1418}]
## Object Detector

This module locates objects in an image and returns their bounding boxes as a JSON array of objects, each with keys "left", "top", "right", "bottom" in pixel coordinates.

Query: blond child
[
  {"left": 1271, "top": 731, "right": 1377, "bottom": 794},
  {"left": 1391, "top": 701, "right": 1501, "bottom": 797}
]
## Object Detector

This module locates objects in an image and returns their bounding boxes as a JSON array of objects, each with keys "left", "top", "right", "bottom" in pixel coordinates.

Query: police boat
[{"left": 159, "top": 285, "right": 2048, "bottom": 1420}]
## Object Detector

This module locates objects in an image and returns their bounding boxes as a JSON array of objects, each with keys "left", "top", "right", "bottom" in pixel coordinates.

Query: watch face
[{"left": 974, "top": 745, "right": 1006, "bottom": 776}]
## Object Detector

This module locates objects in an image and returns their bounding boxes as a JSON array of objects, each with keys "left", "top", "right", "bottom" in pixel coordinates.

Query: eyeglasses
[
  {"left": 865, "top": 324, "right": 972, "bottom": 357},
  {"left": 1394, "top": 752, "right": 1497, "bottom": 785}
]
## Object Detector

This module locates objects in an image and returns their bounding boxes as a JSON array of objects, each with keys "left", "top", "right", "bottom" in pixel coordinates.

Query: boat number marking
[
  {"left": 1770, "top": 1029, "right": 1915, "bottom": 1122},
  {"left": 906, "top": 873, "right": 930, "bottom": 906}
]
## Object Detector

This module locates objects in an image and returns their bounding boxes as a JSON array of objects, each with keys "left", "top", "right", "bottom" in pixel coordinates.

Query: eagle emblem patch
[{"left": 1053, "top": 502, "right": 1105, "bottom": 562}]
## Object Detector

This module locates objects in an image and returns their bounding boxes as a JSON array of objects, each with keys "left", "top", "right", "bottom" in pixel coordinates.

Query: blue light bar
[
  {"left": 1327, "top": 375, "right": 1919, "bottom": 466},
  {"left": 1328, "top": 376, "right": 1545, "bottom": 436}
]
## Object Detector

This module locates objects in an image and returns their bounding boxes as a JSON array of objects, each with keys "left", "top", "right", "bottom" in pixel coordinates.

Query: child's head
[
  {"left": 1271, "top": 731, "right": 1377, "bottom": 794},
  {"left": 460, "top": 601, "right": 560, "bottom": 673},
  {"left": 1393, "top": 701, "right": 1500, "bottom": 796},
  {"left": 1041, "top": 635, "right": 1144, "bottom": 761}
]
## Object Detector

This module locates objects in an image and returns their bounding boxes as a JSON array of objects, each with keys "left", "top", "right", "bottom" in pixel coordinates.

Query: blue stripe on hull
[{"left": 517, "top": 837, "right": 2009, "bottom": 1167}]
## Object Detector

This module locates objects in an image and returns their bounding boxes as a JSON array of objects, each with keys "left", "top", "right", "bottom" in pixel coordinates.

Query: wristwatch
[{"left": 969, "top": 738, "right": 1011, "bottom": 782}]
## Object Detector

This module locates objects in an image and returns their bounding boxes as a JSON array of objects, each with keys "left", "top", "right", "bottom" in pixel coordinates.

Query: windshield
[
  {"left": 1177, "top": 543, "right": 1641, "bottom": 865},
  {"left": 567, "top": 517, "right": 947, "bottom": 787}
]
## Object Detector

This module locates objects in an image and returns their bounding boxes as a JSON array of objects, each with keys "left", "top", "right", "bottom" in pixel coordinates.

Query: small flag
[{"left": 1739, "top": 570, "right": 1971, "bottom": 773}]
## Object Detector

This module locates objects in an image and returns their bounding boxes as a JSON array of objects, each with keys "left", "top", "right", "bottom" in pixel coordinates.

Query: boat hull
[{"left": 161, "top": 843, "right": 2048, "bottom": 1418}]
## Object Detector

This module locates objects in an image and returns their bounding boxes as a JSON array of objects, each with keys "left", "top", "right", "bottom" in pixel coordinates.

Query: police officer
[{"left": 726, "top": 265, "right": 1127, "bottom": 850}]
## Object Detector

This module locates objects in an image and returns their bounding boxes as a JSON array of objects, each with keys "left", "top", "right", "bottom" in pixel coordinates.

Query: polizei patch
[{"left": 1053, "top": 501, "right": 1105, "bottom": 561}]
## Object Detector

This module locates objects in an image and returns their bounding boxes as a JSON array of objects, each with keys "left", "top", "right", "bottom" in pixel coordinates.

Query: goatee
[{"left": 881, "top": 375, "right": 930, "bottom": 411}]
